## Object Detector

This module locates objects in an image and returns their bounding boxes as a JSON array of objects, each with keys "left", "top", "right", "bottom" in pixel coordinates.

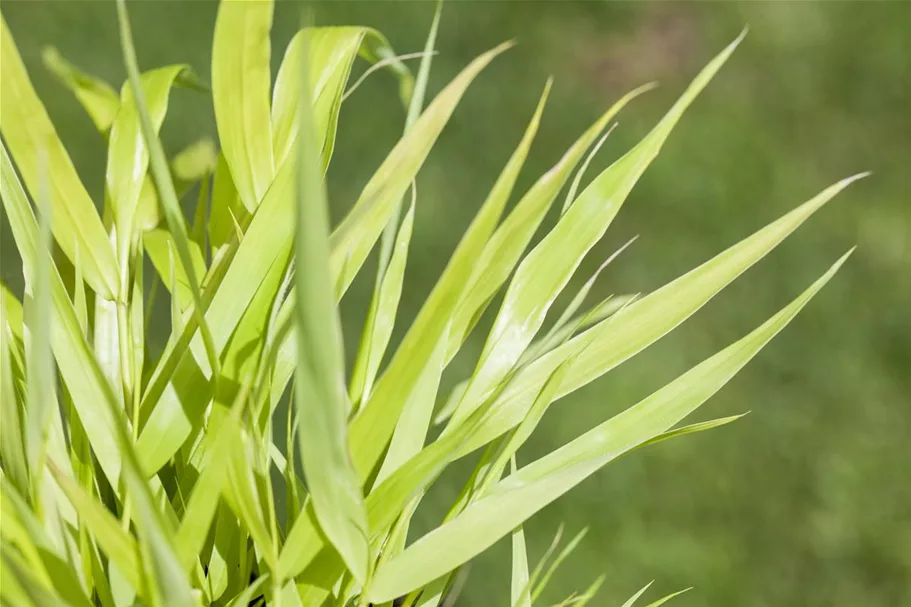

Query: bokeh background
[{"left": 2, "top": 1, "right": 909, "bottom": 605}]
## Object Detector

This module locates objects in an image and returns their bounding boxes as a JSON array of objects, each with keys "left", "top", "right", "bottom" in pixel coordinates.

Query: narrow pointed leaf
[
  {"left": 346, "top": 73, "right": 548, "bottom": 484},
  {"left": 374, "top": 319, "right": 448, "bottom": 486},
  {"left": 273, "top": 27, "right": 410, "bottom": 171},
  {"left": 42, "top": 46, "right": 120, "bottom": 134},
  {"left": 212, "top": 0, "right": 274, "bottom": 211},
  {"left": 510, "top": 456, "right": 531, "bottom": 607},
  {"left": 643, "top": 588, "right": 692, "bottom": 607},
  {"left": 367, "top": 252, "right": 849, "bottom": 600},
  {"left": 108, "top": 65, "right": 196, "bottom": 293},
  {"left": 620, "top": 582, "right": 654, "bottom": 607},
  {"left": 143, "top": 229, "right": 207, "bottom": 312},
  {"left": 444, "top": 83, "right": 654, "bottom": 362},
  {"left": 293, "top": 31, "right": 369, "bottom": 584},
  {"left": 451, "top": 34, "right": 744, "bottom": 426},
  {"left": 116, "top": 0, "right": 220, "bottom": 380},
  {"left": 1, "top": 16, "right": 118, "bottom": 298},
  {"left": 2, "top": 139, "right": 123, "bottom": 487},
  {"left": 24, "top": 170, "right": 56, "bottom": 496},
  {"left": 329, "top": 41, "right": 513, "bottom": 299},
  {"left": 49, "top": 465, "right": 142, "bottom": 593},
  {"left": 1, "top": 294, "right": 29, "bottom": 499},
  {"left": 350, "top": 198, "right": 415, "bottom": 407},
  {"left": 459, "top": 174, "right": 867, "bottom": 455}
]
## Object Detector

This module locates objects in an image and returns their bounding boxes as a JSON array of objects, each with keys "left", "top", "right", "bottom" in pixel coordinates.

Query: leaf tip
[
  {"left": 841, "top": 171, "right": 872, "bottom": 187},
  {"left": 833, "top": 246, "right": 857, "bottom": 271}
]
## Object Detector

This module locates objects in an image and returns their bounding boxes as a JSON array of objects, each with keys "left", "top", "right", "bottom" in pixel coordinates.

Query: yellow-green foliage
[{"left": 0, "top": 1, "right": 864, "bottom": 606}]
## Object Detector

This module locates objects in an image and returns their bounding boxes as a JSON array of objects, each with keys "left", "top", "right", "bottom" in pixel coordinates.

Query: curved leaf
[
  {"left": 212, "top": 0, "right": 275, "bottom": 211},
  {"left": 1, "top": 16, "right": 117, "bottom": 299},
  {"left": 367, "top": 251, "right": 849, "bottom": 601}
]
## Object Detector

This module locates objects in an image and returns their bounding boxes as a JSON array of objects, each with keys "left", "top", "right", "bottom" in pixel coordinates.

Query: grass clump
[{"left": 0, "top": 1, "right": 864, "bottom": 606}]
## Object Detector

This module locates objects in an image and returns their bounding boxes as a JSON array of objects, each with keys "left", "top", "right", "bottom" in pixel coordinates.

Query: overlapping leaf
[
  {"left": 1, "top": 16, "right": 117, "bottom": 299},
  {"left": 367, "top": 251, "right": 849, "bottom": 601}
]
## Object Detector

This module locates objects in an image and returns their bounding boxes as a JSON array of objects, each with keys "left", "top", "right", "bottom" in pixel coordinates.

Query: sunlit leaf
[{"left": 1, "top": 16, "right": 118, "bottom": 299}]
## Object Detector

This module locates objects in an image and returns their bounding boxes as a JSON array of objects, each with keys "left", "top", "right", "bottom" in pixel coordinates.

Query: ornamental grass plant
[{"left": 0, "top": 1, "right": 865, "bottom": 605}]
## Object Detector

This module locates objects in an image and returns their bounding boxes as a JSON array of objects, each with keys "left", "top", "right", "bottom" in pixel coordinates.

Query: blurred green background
[{"left": 2, "top": 1, "right": 908, "bottom": 605}]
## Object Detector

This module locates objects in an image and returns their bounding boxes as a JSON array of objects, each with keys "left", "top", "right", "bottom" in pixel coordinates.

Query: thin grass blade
[
  {"left": 1, "top": 16, "right": 118, "bottom": 299},
  {"left": 367, "top": 252, "right": 849, "bottom": 600},
  {"left": 2, "top": 140, "right": 124, "bottom": 487},
  {"left": 115, "top": 0, "right": 220, "bottom": 379},
  {"left": 345, "top": 72, "right": 547, "bottom": 485},
  {"left": 450, "top": 34, "right": 744, "bottom": 427},
  {"left": 620, "top": 582, "right": 654, "bottom": 607},
  {"left": 329, "top": 41, "right": 513, "bottom": 299},
  {"left": 444, "top": 83, "right": 654, "bottom": 363},
  {"left": 212, "top": 0, "right": 274, "bottom": 211},
  {"left": 293, "top": 29, "right": 370, "bottom": 584},
  {"left": 0, "top": 294, "right": 29, "bottom": 496},
  {"left": 458, "top": 174, "right": 867, "bottom": 455},
  {"left": 510, "top": 456, "right": 531, "bottom": 607},
  {"left": 42, "top": 46, "right": 120, "bottom": 134}
]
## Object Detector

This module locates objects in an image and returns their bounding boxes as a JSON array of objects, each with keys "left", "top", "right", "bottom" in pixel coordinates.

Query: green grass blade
[
  {"left": 349, "top": 195, "right": 415, "bottom": 407},
  {"left": 1, "top": 542, "right": 76, "bottom": 607},
  {"left": 473, "top": 357, "right": 578, "bottom": 501},
  {"left": 434, "top": 294, "right": 635, "bottom": 427},
  {"left": 643, "top": 588, "right": 692, "bottom": 607},
  {"left": 458, "top": 173, "right": 867, "bottom": 456},
  {"left": 358, "top": 30, "right": 415, "bottom": 108},
  {"left": 273, "top": 27, "right": 392, "bottom": 171},
  {"left": 168, "top": 243, "right": 182, "bottom": 337},
  {"left": 517, "top": 524, "right": 564, "bottom": 607},
  {"left": 2, "top": 140, "right": 124, "bottom": 488},
  {"left": 279, "top": 363, "right": 512, "bottom": 580},
  {"left": 640, "top": 413, "right": 746, "bottom": 449},
  {"left": 524, "top": 294, "right": 638, "bottom": 364},
  {"left": 173, "top": 137, "right": 218, "bottom": 189},
  {"left": 0, "top": 294, "right": 30, "bottom": 504},
  {"left": 529, "top": 236, "right": 637, "bottom": 360},
  {"left": 352, "top": 0, "right": 440, "bottom": 408},
  {"left": 72, "top": 244, "right": 89, "bottom": 335},
  {"left": 510, "top": 456, "right": 531, "bottom": 607},
  {"left": 208, "top": 151, "right": 249, "bottom": 255},
  {"left": 570, "top": 573, "right": 606, "bottom": 607},
  {"left": 173, "top": 388, "right": 248, "bottom": 571},
  {"left": 367, "top": 252, "right": 849, "bottom": 601},
  {"left": 444, "top": 82, "right": 652, "bottom": 362},
  {"left": 507, "top": 254, "right": 848, "bottom": 488},
  {"left": 129, "top": 243, "right": 144, "bottom": 421},
  {"left": 620, "top": 582, "right": 654, "bottom": 607},
  {"left": 329, "top": 41, "right": 512, "bottom": 300},
  {"left": 346, "top": 74, "right": 547, "bottom": 485},
  {"left": 373, "top": 316, "right": 447, "bottom": 486},
  {"left": 561, "top": 128, "right": 611, "bottom": 216},
  {"left": 532, "top": 528, "right": 588, "bottom": 601},
  {"left": 225, "top": 574, "right": 270, "bottom": 607},
  {"left": 143, "top": 229, "right": 207, "bottom": 312},
  {"left": 24, "top": 155, "right": 55, "bottom": 505},
  {"left": 0, "top": 479, "right": 94, "bottom": 607},
  {"left": 212, "top": 0, "right": 274, "bottom": 211},
  {"left": 1, "top": 16, "right": 118, "bottom": 299},
  {"left": 48, "top": 464, "right": 142, "bottom": 594},
  {"left": 41, "top": 46, "right": 120, "bottom": 134},
  {"left": 372, "top": 0, "right": 441, "bottom": 279},
  {"left": 221, "top": 413, "right": 277, "bottom": 572},
  {"left": 451, "top": 34, "right": 744, "bottom": 427},
  {"left": 293, "top": 28, "right": 370, "bottom": 585},
  {"left": 107, "top": 65, "right": 196, "bottom": 293},
  {"left": 116, "top": 0, "right": 220, "bottom": 380}
]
